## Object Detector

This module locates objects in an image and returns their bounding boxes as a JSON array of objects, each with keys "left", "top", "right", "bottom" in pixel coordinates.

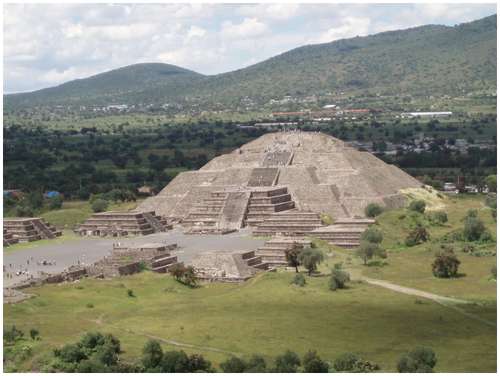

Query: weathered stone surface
[
  {"left": 138, "top": 131, "right": 420, "bottom": 221},
  {"left": 191, "top": 251, "right": 257, "bottom": 281}
]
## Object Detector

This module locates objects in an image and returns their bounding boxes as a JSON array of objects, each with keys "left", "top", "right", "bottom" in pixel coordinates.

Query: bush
[
  {"left": 160, "top": 350, "right": 190, "bottom": 372},
  {"left": 274, "top": 350, "right": 301, "bottom": 372},
  {"left": 127, "top": 289, "right": 135, "bottom": 297},
  {"left": 333, "top": 352, "right": 359, "bottom": 371},
  {"left": 4, "top": 325, "right": 24, "bottom": 343},
  {"left": 291, "top": 273, "right": 306, "bottom": 287},
  {"left": 246, "top": 355, "right": 267, "bottom": 372},
  {"left": 465, "top": 209, "right": 478, "bottom": 219},
  {"left": 360, "top": 227, "right": 383, "bottom": 244},
  {"left": 329, "top": 266, "right": 350, "bottom": 291},
  {"left": 302, "top": 350, "right": 329, "bottom": 373},
  {"left": 491, "top": 265, "right": 497, "bottom": 280},
  {"left": 356, "top": 241, "right": 387, "bottom": 265},
  {"left": 428, "top": 211, "right": 448, "bottom": 225},
  {"left": 170, "top": 264, "right": 198, "bottom": 287},
  {"left": 141, "top": 339, "right": 163, "bottom": 370},
  {"left": 463, "top": 217, "right": 486, "bottom": 241},
  {"left": 15, "top": 205, "right": 34, "bottom": 217},
  {"left": 91, "top": 199, "right": 109, "bottom": 213},
  {"left": 29, "top": 328, "right": 40, "bottom": 341},
  {"left": 48, "top": 195, "right": 63, "bottom": 210},
  {"left": 479, "top": 230, "right": 494, "bottom": 243},
  {"left": 408, "top": 200, "right": 426, "bottom": 213},
  {"left": 432, "top": 247, "right": 460, "bottom": 278},
  {"left": 405, "top": 225, "right": 430, "bottom": 246},
  {"left": 298, "top": 248, "right": 324, "bottom": 276},
  {"left": 365, "top": 203, "right": 384, "bottom": 218},
  {"left": 220, "top": 356, "right": 247, "bottom": 372},
  {"left": 397, "top": 347, "right": 437, "bottom": 373}
]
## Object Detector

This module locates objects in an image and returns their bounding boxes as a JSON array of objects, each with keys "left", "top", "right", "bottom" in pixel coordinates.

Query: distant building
[
  {"left": 401, "top": 111, "right": 452, "bottom": 118},
  {"left": 44, "top": 191, "right": 61, "bottom": 198},
  {"left": 322, "top": 104, "right": 336, "bottom": 109},
  {"left": 3, "top": 189, "right": 23, "bottom": 199}
]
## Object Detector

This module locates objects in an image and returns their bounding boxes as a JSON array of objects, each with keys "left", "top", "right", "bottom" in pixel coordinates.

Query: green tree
[
  {"left": 160, "top": 350, "right": 190, "bottom": 372},
  {"left": 91, "top": 199, "right": 109, "bottom": 213},
  {"left": 463, "top": 217, "right": 486, "bottom": 241},
  {"left": 333, "top": 352, "right": 359, "bottom": 372},
  {"left": 298, "top": 249, "right": 324, "bottom": 276},
  {"left": 356, "top": 241, "right": 387, "bottom": 265},
  {"left": 365, "top": 203, "right": 384, "bottom": 218},
  {"left": 29, "top": 328, "right": 40, "bottom": 341},
  {"left": 285, "top": 245, "right": 302, "bottom": 273},
  {"left": 360, "top": 227, "right": 383, "bottom": 244},
  {"left": 432, "top": 247, "right": 460, "bottom": 278},
  {"left": 397, "top": 347, "right": 437, "bottom": 373},
  {"left": 274, "top": 350, "right": 301, "bottom": 373},
  {"left": 141, "top": 339, "right": 163, "bottom": 370},
  {"left": 405, "top": 225, "right": 430, "bottom": 246},
  {"left": 246, "top": 355, "right": 267, "bottom": 372},
  {"left": 408, "top": 200, "right": 426, "bottom": 213},
  {"left": 329, "top": 265, "right": 350, "bottom": 290},
  {"left": 303, "top": 350, "right": 329, "bottom": 373},
  {"left": 48, "top": 195, "right": 63, "bottom": 210},
  {"left": 291, "top": 273, "right": 306, "bottom": 287},
  {"left": 220, "top": 356, "right": 247, "bottom": 372}
]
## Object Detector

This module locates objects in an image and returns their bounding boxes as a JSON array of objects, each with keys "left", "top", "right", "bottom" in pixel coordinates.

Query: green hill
[{"left": 4, "top": 15, "right": 497, "bottom": 110}]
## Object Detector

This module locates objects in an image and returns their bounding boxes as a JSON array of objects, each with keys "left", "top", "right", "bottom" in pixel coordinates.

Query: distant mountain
[{"left": 4, "top": 14, "right": 497, "bottom": 110}]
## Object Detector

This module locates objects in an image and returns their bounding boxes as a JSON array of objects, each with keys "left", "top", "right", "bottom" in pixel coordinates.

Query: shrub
[
  {"left": 91, "top": 199, "right": 109, "bottom": 213},
  {"left": 160, "top": 350, "right": 190, "bottom": 372},
  {"left": 479, "top": 230, "right": 494, "bottom": 243},
  {"left": 298, "top": 248, "right": 324, "bottom": 276},
  {"left": 86, "top": 303, "right": 94, "bottom": 308},
  {"left": 485, "top": 195, "right": 496, "bottom": 209},
  {"left": 432, "top": 247, "right": 460, "bottom": 278},
  {"left": 333, "top": 352, "right": 359, "bottom": 371},
  {"left": 127, "top": 289, "right": 135, "bottom": 297},
  {"left": 285, "top": 246, "right": 302, "bottom": 273},
  {"left": 491, "top": 265, "right": 497, "bottom": 280},
  {"left": 48, "top": 195, "right": 63, "bottom": 210},
  {"left": 405, "top": 225, "right": 430, "bottom": 246},
  {"left": 291, "top": 273, "right": 306, "bottom": 287},
  {"left": 302, "top": 350, "right": 329, "bottom": 373},
  {"left": 408, "top": 200, "right": 426, "bottom": 213},
  {"left": 356, "top": 241, "right": 387, "bottom": 265},
  {"left": 4, "top": 325, "right": 24, "bottom": 343},
  {"left": 397, "top": 347, "right": 437, "bottom": 373},
  {"left": 170, "top": 264, "right": 198, "bottom": 287},
  {"left": 360, "top": 227, "right": 383, "bottom": 244},
  {"left": 220, "top": 356, "right": 247, "bottom": 372},
  {"left": 365, "top": 203, "right": 384, "bottom": 218},
  {"left": 463, "top": 217, "right": 486, "bottom": 241},
  {"left": 15, "top": 205, "right": 34, "bottom": 217},
  {"left": 484, "top": 175, "right": 496, "bottom": 193},
  {"left": 141, "top": 339, "right": 163, "bottom": 370},
  {"left": 246, "top": 355, "right": 267, "bottom": 372},
  {"left": 428, "top": 211, "right": 448, "bottom": 225},
  {"left": 329, "top": 267, "right": 350, "bottom": 291},
  {"left": 274, "top": 350, "right": 301, "bottom": 372},
  {"left": 29, "top": 328, "right": 40, "bottom": 341},
  {"left": 461, "top": 243, "right": 476, "bottom": 254}
]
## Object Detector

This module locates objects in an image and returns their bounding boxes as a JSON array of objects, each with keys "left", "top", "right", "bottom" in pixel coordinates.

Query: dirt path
[{"left": 362, "top": 277, "right": 496, "bottom": 328}]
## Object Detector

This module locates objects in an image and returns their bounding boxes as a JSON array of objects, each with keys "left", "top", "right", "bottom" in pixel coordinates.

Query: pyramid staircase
[
  {"left": 245, "top": 187, "right": 296, "bottom": 227},
  {"left": 183, "top": 191, "right": 235, "bottom": 234},
  {"left": 242, "top": 237, "right": 312, "bottom": 270},
  {"left": 3, "top": 230, "right": 19, "bottom": 247},
  {"left": 252, "top": 210, "right": 324, "bottom": 237},
  {"left": 308, "top": 218, "right": 375, "bottom": 249}
]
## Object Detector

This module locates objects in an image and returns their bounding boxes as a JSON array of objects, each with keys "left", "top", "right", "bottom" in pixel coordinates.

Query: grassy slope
[
  {"left": 362, "top": 194, "right": 496, "bottom": 301},
  {"left": 4, "top": 271, "right": 496, "bottom": 372}
]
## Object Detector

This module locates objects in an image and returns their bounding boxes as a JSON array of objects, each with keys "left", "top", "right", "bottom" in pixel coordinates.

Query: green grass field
[
  {"left": 4, "top": 271, "right": 496, "bottom": 372},
  {"left": 4, "top": 194, "right": 496, "bottom": 372}
]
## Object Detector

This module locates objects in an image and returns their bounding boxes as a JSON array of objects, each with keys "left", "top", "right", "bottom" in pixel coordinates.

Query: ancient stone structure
[
  {"left": 242, "top": 236, "right": 312, "bottom": 270},
  {"left": 3, "top": 217, "right": 62, "bottom": 243},
  {"left": 76, "top": 210, "right": 170, "bottom": 237},
  {"left": 191, "top": 251, "right": 257, "bottom": 282},
  {"left": 138, "top": 131, "right": 420, "bottom": 234},
  {"left": 310, "top": 218, "right": 375, "bottom": 248}
]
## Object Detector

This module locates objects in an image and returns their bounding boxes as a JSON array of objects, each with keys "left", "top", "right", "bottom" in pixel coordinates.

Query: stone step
[
  {"left": 251, "top": 187, "right": 288, "bottom": 198},
  {"left": 253, "top": 262, "right": 269, "bottom": 270},
  {"left": 241, "top": 251, "right": 256, "bottom": 260},
  {"left": 152, "top": 256, "right": 178, "bottom": 267},
  {"left": 247, "top": 202, "right": 295, "bottom": 212},
  {"left": 250, "top": 194, "right": 292, "bottom": 204},
  {"left": 246, "top": 256, "right": 263, "bottom": 266},
  {"left": 334, "top": 219, "right": 375, "bottom": 226}
]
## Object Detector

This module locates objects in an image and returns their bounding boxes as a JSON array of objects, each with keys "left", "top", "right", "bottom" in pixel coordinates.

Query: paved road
[{"left": 3, "top": 227, "right": 265, "bottom": 287}]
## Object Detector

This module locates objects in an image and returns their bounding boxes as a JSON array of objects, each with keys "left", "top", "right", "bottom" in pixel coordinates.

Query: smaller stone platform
[
  {"left": 191, "top": 251, "right": 257, "bottom": 282},
  {"left": 4, "top": 217, "right": 62, "bottom": 243},
  {"left": 76, "top": 210, "right": 170, "bottom": 237},
  {"left": 252, "top": 210, "right": 324, "bottom": 236},
  {"left": 309, "top": 218, "right": 375, "bottom": 248}
]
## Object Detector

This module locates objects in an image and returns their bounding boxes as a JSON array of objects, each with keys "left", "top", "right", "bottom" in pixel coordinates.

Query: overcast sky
[{"left": 3, "top": 3, "right": 496, "bottom": 93}]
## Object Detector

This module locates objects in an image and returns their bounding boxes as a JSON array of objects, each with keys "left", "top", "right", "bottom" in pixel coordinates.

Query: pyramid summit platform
[{"left": 138, "top": 131, "right": 420, "bottom": 232}]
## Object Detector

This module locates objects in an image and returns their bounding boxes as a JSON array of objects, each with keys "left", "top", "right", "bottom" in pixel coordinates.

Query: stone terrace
[
  {"left": 76, "top": 210, "right": 169, "bottom": 237},
  {"left": 4, "top": 217, "right": 61, "bottom": 243}
]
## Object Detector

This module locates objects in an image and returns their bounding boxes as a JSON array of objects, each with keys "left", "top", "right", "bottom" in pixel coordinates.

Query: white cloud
[
  {"left": 2, "top": 3, "right": 496, "bottom": 93},
  {"left": 221, "top": 18, "right": 269, "bottom": 40}
]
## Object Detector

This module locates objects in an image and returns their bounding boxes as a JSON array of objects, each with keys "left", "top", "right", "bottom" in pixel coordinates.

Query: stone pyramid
[{"left": 138, "top": 131, "right": 420, "bottom": 223}]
